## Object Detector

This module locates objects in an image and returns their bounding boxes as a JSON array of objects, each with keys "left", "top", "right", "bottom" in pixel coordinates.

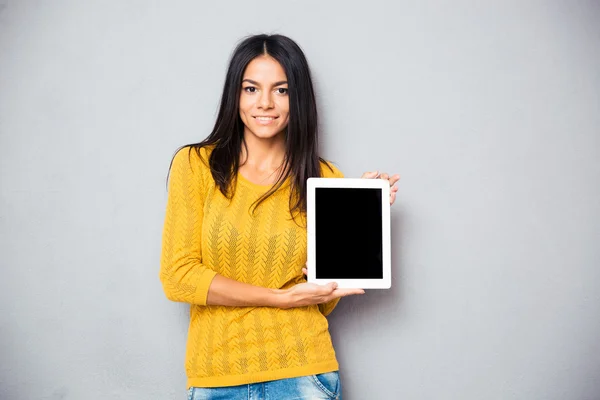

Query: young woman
[{"left": 160, "top": 33, "right": 400, "bottom": 400}]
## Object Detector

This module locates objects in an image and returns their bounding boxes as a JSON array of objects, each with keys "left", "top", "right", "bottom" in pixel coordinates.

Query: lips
[{"left": 253, "top": 116, "right": 278, "bottom": 125}]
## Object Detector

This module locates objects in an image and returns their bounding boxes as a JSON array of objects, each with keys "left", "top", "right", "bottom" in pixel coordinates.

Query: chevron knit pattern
[{"left": 160, "top": 146, "right": 343, "bottom": 388}]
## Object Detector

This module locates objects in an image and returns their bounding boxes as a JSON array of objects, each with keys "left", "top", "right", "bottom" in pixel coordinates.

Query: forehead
[{"left": 243, "top": 55, "right": 287, "bottom": 81}]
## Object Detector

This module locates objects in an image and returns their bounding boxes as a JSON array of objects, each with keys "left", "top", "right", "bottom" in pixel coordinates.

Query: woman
[{"left": 160, "top": 33, "right": 400, "bottom": 400}]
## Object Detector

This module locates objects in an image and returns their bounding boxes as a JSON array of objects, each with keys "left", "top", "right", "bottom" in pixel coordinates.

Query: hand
[
  {"left": 279, "top": 267, "right": 364, "bottom": 309},
  {"left": 361, "top": 171, "right": 400, "bottom": 205}
]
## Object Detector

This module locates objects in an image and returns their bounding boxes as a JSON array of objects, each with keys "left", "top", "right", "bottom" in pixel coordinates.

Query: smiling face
[{"left": 239, "top": 55, "right": 290, "bottom": 142}]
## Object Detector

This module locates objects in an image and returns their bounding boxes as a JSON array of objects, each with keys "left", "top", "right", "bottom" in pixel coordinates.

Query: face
[{"left": 239, "top": 55, "right": 290, "bottom": 141}]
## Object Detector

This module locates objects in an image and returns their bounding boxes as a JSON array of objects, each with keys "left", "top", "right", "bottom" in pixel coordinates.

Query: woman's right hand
[{"left": 279, "top": 281, "right": 365, "bottom": 309}]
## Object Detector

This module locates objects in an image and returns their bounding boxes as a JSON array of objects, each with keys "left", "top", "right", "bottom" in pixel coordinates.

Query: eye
[
  {"left": 243, "top": 86, "right": 257, "bottom": 93},
  {"left": 276, "top": 88, "right": 288, "bottom": 95}
]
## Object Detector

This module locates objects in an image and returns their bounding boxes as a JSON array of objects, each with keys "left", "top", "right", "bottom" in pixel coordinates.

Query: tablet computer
[{"left": 306, "top": 177, "right": 391, "bottom": 289}]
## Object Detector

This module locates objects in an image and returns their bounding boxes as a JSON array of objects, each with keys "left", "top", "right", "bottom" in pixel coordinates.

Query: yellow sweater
[{"left": 160, "top": 146, "right": 344, "bottom": 388}]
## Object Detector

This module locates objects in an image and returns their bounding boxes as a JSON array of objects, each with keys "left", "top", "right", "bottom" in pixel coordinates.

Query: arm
[
  {"left": 206, "top": 274, "right": 282, "bottom": 307},
  {"left": 159, "top": 147, "right": 217, "bottom": 305},
  {"left": 206, "top": 275, "right": 362, "bottom": 308}
]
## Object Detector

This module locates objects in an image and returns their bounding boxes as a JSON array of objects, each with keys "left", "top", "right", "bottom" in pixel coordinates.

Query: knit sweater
[{"left": 159, "top": 146, "right": 344, "bottom": 388}]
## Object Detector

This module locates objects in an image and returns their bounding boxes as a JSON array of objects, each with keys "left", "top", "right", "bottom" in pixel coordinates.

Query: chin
[{"left": 251, "top": 127, "right": 285, "bottom": 140}]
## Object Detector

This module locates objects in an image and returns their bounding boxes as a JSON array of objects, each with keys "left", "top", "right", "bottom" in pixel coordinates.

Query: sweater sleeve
[
  {"left": 159, "top": 147, "right": 217, "bottom": 305},
  {"left": 317, "top": 160, "right": 344, "bottom": 317},
  {"left": 318, "top": 298, "right": 341, "bottom": 317}
]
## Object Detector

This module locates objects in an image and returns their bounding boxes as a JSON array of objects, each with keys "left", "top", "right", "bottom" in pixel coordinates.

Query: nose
[{"left": 258, "top": 90, "right": 273, "bottom": 109}]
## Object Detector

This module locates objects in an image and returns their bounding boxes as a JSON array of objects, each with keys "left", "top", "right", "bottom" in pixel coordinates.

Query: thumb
[{"left": 362, "top": 171, "right": 379, "bottom": 179}]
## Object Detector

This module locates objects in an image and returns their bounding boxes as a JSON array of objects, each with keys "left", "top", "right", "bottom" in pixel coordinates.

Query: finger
[
  {"left": 390, "top": 191, "right": 397, "bottom": 205},
  {"left": 380, "top": 172, "right": 389, "bottom": 181},
  {"left": 360, "top": 171, "right": 379, "bottom": 179},
  {"left": 302, "top": 267, "right": 307, "bottom": 276},
  {"left": 389, "top": 174, "right": 401, "bottom": 186},
  {"left": 332, "top": 288, "right": 366, "bottom": 297}
]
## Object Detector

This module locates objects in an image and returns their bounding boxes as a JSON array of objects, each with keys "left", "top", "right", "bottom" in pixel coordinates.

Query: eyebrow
[{"left": 242, "top": 79, "right": 288, "bottom": 86}]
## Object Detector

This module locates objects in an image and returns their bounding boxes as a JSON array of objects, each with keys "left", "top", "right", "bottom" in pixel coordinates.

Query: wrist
[{"left": 270, "top": 288, "right": 290, "bottom": 308}]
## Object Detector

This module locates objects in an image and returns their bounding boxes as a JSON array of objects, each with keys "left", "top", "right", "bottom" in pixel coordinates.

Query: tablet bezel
[{"left": 306, "top": 177, "right": 391, "bottom": 289}]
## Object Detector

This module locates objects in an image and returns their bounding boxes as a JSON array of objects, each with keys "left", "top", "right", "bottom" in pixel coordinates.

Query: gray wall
[{"left": 1, "top": 1, "right": 599, "bottom": 399}]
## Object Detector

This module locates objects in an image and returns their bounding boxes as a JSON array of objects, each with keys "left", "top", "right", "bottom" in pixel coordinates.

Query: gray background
[{"left": 1, "top": 0, "right": 599, "bottom": 399}]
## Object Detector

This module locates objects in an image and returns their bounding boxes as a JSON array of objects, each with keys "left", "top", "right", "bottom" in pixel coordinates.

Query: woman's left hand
[{"left": 361, "top": 171, "right": 400, "bottom": 205}]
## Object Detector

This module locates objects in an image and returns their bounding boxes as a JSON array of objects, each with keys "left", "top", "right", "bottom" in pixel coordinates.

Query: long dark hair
[{"left": 169, "top": 34, "right": 333, "bottom": 215}]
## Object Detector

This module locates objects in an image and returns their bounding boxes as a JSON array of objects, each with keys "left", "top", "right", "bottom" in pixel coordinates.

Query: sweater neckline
[{"left": 237, "top": 171, "right": 291, "bottom": 191}]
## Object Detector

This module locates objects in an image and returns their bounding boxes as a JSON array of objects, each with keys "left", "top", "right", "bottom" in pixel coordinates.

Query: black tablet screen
[{"left": 315, "top": 187, "right": 383, "bottom": 279}]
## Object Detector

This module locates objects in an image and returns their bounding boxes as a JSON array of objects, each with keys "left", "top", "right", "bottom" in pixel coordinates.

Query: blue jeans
[{"left": 187, "top": 371, "right": 342, "bottom": 400}]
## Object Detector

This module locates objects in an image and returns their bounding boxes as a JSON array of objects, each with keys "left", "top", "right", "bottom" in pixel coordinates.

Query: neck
[{"left": 240, "top": 132, "right": 286, "bottom": 171}]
